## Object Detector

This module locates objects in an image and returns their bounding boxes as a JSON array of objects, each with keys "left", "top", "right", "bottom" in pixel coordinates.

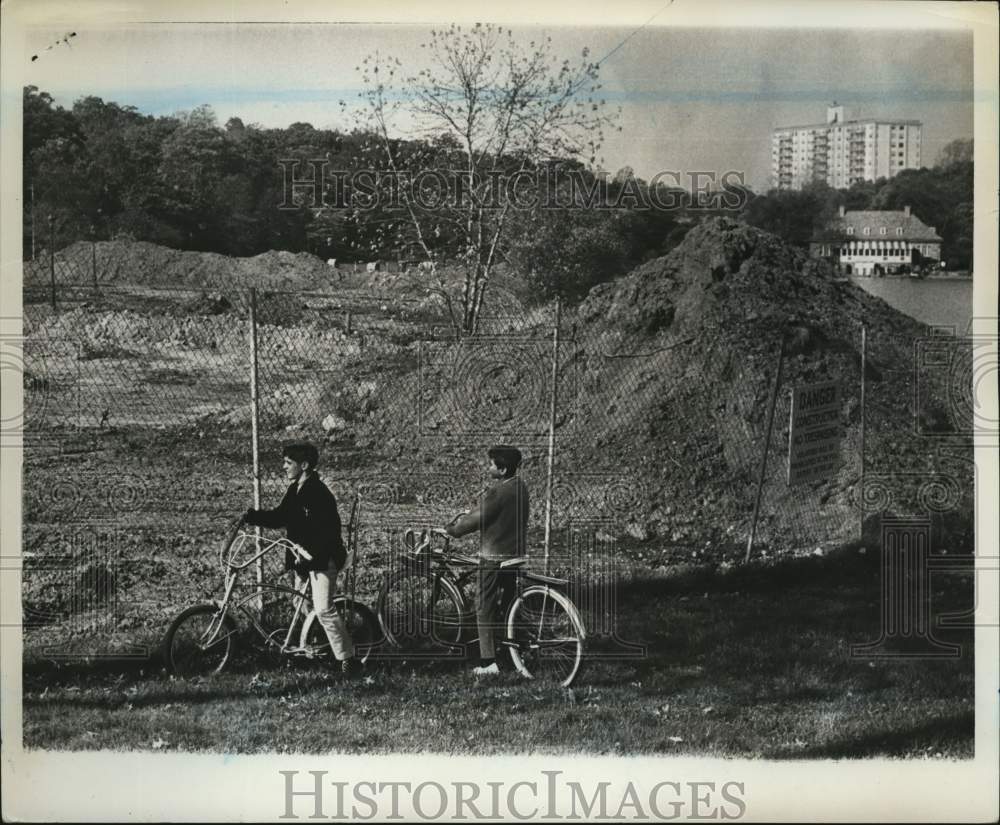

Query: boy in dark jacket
[{"left": 244, "top": 443, "right": 362, "bottom": 677}]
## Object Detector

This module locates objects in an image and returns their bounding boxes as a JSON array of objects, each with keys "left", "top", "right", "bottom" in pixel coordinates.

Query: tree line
[
  {"left": 24, "top": 69, "right": 974, "bottom": 330},
  {"left": 25, "top": 85, "right": 703, "bottom": 310}
]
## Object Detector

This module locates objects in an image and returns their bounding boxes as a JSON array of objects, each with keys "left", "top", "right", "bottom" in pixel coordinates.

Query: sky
[{"left": 22, "top": 23, "right": 975, "bottom": 192}]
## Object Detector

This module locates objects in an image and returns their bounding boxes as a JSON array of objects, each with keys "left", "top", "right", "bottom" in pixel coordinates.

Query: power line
[{"left": 597, "top": 0, "right": 675, "bottom": 66}]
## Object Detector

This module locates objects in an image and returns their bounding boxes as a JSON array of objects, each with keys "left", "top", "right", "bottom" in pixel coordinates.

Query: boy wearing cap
[
  {"left": 243, "top": 442, "right": 363, "bottom": 678},
  {"left": 446, "top": 445, "right": 530, "bottom": 677}
]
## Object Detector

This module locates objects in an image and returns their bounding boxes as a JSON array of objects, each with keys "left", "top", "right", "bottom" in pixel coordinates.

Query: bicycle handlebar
[
  {"left": 219, "top": 517, "right": 313, "bottom": 571},
  {"left": 288, "top": 543, "right": 313, "bottom": 562}
]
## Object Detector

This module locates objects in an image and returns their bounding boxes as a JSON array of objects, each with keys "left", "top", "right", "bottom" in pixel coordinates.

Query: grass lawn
[{"left": 22, "top": 549, "right": 974, "bottom": 758}]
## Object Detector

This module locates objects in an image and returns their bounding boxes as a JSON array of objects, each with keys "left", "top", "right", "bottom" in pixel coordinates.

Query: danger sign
[{"left": 788, "top": 379, "right": 844, "bottom": 485}]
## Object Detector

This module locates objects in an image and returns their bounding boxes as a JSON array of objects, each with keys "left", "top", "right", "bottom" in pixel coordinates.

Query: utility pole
[
  {"left": 543, "top": 298, "right": 562, "bottom": 575},
  {"left": 249, "top": 288, "right": 264, "bottom": 611}
]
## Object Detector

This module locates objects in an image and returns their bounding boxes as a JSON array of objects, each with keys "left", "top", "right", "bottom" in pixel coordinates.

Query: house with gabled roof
[{"left": 809, "top": 205, "right": 942, "bottom": 276}]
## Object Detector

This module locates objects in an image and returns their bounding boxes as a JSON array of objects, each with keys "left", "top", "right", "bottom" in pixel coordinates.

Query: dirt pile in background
[
  {"left": 26, "top": 240, "right": 536, "bottom": 329},
  {"left": 354, "top": 218, "right": 972, "bottom": 559},
  {"left": 28, "top": 241, "right": 531, "bottom": 313},
  {"left": 25, "top": 241, "right": 338, "bottom": 291}
]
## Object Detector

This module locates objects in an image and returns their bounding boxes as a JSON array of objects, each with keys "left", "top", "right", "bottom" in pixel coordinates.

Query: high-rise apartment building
[{"left": 771, "top": 105, "right": 922, "bottom": 190}]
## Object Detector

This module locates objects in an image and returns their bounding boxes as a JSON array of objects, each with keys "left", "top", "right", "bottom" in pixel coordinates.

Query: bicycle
[
  {"left": 376, "top": 527, "right": 586, "bottom": 687},
  {"left": 163, "top": 497, "right": 380, "bottom": 677}
]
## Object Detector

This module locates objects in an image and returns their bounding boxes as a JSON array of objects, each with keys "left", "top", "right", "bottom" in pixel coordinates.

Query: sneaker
[
  {"left": 471, "top": 662, "right": 500, "bottom": 678},
  {"left": 341, "top": 657, "right": 364, "bottom": 679}
]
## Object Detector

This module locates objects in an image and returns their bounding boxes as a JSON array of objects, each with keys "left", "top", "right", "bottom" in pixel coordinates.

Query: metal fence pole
[
  {"left": 860, "top": 323, "right": 867, "bottom": 544},
  {"left": 30, "top": 183, "right": 36, "bottom": 261},
  {"left": 745, "top": 338, "right": 786, "bottom": 564},
  {"left": 543, "top": 298, "right": 561, "bottom": 574},
  {"left": 91, "top": 232, "right": 99, "bottom": 297},
  {"left": 48, "top": 214, "right": 56, "bottom": 311},
  {"left": 249, "top": 288, "right": 264, "bottom": 610}
]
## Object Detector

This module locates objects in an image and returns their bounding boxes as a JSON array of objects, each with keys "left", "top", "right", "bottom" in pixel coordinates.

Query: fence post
[
  {"left": 745, "top": 338, "right": 785, "bottom": 564},
  {"left": 860, "top": 322, "right": 867, "bottom": 544},
  {"left": 543, "top": 298, "right": 561, "bottom": 575},
  {"left": 249, "top": 288, "right": 264, "bottom": 611},
  {"left": 48, "top": 214, "right": 56, "bottom": 311},
  {"left": 91, "top": 229, "right": 99, "bottom": 297},
  {"left": 30, "top": 183, "right": 36, "bottom": 261}
]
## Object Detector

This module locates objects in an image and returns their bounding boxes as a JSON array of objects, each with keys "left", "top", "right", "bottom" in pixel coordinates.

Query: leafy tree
[
  {"left": 23, "top": 87, "right": 94, "bottom": 252},
  {"left": 157, "top": 105, "right": 239, "bottom": 248},
  {"left": 509, "top": 207, "right": 626, "bottom": 304},
  {"left": 941, "top": 201, "right": 973, "bottom": 269},
  {"left": 741, "top": 184, "right": 828, "bottom": 247},
  {"left": 23, "top": 86, "right": 83, "bottom": 170},
  {"left": 508, "top": 166, "right": 684, "bottom": 305},
  {"left": 351, "top": 23, "right": 619, "bottom": 333},
  {"left": 936, "top": 138, "right": 973, "bottom": 168}
]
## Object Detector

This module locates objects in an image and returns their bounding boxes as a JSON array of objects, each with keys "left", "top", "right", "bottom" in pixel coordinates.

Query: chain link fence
[{"left": 16, "top": 237, "right": 975, "bottom": 659}]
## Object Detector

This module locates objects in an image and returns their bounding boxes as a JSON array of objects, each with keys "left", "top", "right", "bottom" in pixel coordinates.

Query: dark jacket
[
  {"left": 244, "top": 473, "right": 346, "bottom": 573},
  {"left": 446, "top": 475, "right": 529, "bottom": 560}
]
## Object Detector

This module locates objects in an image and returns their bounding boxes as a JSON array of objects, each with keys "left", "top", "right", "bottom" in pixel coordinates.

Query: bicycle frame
[
  {"left": 395, "top": 527, "right": 578, "bottom": 650},
  {"left": 167, "top": 497, "right": 378, "bottom": 676},
  {"left": 402, "top": 526, "right": 571, "bottom": 590},
  {"left": 200, "top": 524, "right": 315, "bottom": 652}
]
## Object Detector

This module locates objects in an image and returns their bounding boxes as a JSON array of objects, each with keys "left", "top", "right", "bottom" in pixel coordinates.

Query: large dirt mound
[
  {"left": 356, "top": 218, "right": 972, "bottom": 559},
  {"left": 565, "top": 217, "right": 972, "bottom": 554}
]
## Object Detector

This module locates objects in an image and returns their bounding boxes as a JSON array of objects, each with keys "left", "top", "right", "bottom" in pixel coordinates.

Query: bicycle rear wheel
[
  {"left": 163, "top": 604, "right": 238, "bottom": 677},
  {"left": 506, "top": 587, "right": 585, "bottom": 687},
  {"left": 377, "top": 568, "right": 466, "bottom": 654},
  {"left": 301, "top": 598, "right": 382, "bottom": 663}
]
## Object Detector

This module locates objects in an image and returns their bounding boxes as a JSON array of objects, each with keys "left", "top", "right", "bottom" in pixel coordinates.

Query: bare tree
[{"left": 351, "top": 23, "right": 618, "bottom": 333}]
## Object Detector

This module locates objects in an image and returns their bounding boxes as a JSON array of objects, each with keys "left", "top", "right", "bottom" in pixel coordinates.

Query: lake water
[{"left": 849, "top": 277, "right": 974, "bottom": 332}]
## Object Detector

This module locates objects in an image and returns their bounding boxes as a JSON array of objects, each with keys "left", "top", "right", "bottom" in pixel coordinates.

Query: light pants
[{"left": 296, "top": 565, "right": 354, "bottom": 661}]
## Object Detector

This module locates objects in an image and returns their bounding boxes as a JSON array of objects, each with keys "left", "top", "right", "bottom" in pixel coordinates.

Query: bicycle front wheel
[
  {"left": 163, "top": 604, "right": 238, "bottom": 677},
  {"left": 506, "top": 587, "right": 586, "bottom": 687},
  {"left": 377, "top": 568, "right": 466, "bottom": 654}
]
